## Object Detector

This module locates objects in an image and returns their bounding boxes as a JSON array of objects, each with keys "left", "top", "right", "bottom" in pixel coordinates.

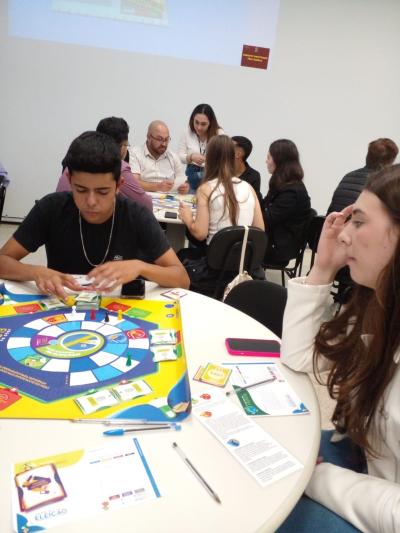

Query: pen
[
  {"left": 72, "top": 418, "right": 173, "bottom": 426},
  {"left": 172, "top": 442, "right": 221, "bottom": 504},
  {"left": 104, "top": 424, "right": 181, "bottom": 436},
  {"left": 226, "top": 376, "right": 276, "bottom": 396}
]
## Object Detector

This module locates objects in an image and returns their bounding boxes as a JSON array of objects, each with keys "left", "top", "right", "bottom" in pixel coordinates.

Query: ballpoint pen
[
  {"left": 72, "top": 418, "right": 174, "bottom": 426},
  {"left": 226, "top": 376, "right": 276, "bottom": 396},
  {"left": 172, "top": 442, "right": 221, "bottom": 504},
  {"left": 103, "top": 424, "right": 181, "bottom": 436}
]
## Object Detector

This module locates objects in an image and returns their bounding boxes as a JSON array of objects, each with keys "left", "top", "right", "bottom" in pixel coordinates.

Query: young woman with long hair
[
  {"left": 177, "top": 103, "right": 224, "bottom": 192},
  {"left": 263, "top": 139, "right": 311, "bottom": 263},
  {"left": 178, "top": 135, "right": 264, "bottom": 256},
  {"left": 278, "top": 164, "right": 400, "bottom": 532}
]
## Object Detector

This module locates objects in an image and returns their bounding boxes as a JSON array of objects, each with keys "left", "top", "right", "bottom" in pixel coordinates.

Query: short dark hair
[
  {"left": 64, "top": 131, "right": 121, "bottom": 182},
  {"left": 96, "top": 117, "right": 129, "bottom": 145},
  {"left": 231, "top": 136, "right": 253, "bottom": 161},
  {"left": 189, "top": 104, "right": 220, "bottom": 140},
  {"left": 366, "top": 138, "right": 398, "bottom": 169}
]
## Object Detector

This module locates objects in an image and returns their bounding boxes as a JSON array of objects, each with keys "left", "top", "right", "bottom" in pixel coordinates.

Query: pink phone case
[{"left": 225, "top": 338, "right": 280, "bottom": 358}]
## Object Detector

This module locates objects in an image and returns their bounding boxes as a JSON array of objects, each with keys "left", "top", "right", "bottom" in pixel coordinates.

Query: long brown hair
[
  {"left": 314, "top": 164, "right": 400, "bottom": 455},
  {"left": 203, "top": 135, "right": 239, "bottom": 225},
  {"left": 189, "top": 103, "right": 220, "bottom": 140},
  {"left": 268, "top": 139, "right": 304, "bottom": 192}
]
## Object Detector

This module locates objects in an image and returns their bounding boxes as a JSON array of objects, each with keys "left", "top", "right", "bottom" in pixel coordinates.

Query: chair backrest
[
  {"left": 290, "top": 208, "right": 317, "bottom": 271},
  {"left": 224, "top": 279, "right": 287, "bottom": 338},
  {"left": 306, "top": 214, "right": 325, "bottom": 269},
  {"left": 207, "top": 226, "right": 267, "bottom": 272},
  {"left": 206, "top": 226, "right": 267, "bottom": 299}
]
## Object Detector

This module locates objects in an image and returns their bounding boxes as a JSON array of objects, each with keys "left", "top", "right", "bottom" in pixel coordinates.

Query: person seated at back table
[
  {"left": 57, "top": 116, "right": 153, "bottom": 211},
  {"left": 178, "top": 135, "right": 264, "bottom": 264},
  {"left": 0, "top": 131, "right": 189, "bottom": 299},
  {"left": 277, "top": 164, "right": 400, "bottom": 532},
  {"left": 263, "top": 139, "right": 311, "bottom": 264},
  {"left": 231, "top": 135, "right": 263, "bottom": 207},
  {"left": 326, "top": 137, "right": 398, "bottom": 304},
  {"left": 327, "top": 137, "right": 398, "bottom": 214},
  {"left": 130, "top": 121, "right": 189, "bottom": 194}
]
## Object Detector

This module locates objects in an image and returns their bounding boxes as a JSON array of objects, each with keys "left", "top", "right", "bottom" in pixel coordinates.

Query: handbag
[{"left": 222, "top": 225, "right": 253, "bottom": 301}]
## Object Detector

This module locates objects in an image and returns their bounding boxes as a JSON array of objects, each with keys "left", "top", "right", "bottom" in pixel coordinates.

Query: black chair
[
  {"left": 306, "top": 214, "right": 325, "bottom": 270},
  {"left": 224, "top": 280, "right": 287, "bottom": 338},
  {"left": 190, "top": 226, "right": 267, "bottom": 300},
  {"left": 264, "top": 208, "right": 317, "bottom": 286}
]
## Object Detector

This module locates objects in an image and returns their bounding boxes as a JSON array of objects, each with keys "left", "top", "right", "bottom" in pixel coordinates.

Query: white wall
[{"left": 1, "top": 0, "right": 399, "bottom": 220}]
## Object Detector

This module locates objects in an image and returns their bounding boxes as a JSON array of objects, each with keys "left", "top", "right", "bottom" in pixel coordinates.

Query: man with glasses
[
  {"left": 57, "top": 117, "right": 153, "bottom": 211},
  {"left": 131, "top": 121, "right": 189, "bottom": 194}
]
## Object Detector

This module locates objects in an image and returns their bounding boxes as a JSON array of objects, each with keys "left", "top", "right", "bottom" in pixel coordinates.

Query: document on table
[
  {"left": 192, "top": 389, "right": 303, "bottom": 487},
  {"left": 12, "top": 438, "right": 161, "bottom": 532},
  {"left": 224, "top": 362, "right": 309, "bottom": 416}
]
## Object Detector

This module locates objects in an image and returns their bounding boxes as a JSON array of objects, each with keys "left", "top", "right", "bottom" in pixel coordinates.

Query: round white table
[{"left": 0, "top": 282, "right": 320, "bottom": 533}]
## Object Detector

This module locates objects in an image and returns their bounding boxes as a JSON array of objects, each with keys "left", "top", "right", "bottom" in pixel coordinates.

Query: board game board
[{"left": 0, "top": 286, "right": 191, "bottom": 422}]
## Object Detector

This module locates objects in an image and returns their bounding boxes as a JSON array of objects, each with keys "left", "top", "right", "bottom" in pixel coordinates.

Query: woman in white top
[
  {"left": 179, "top": 135, "right": 264, "bottom": 251},
  {"left": 177, "top": 103, "right": 224, "bottom": 193},
  {"left": 278, "top": 164, "right": 400, "bottom": 532}
]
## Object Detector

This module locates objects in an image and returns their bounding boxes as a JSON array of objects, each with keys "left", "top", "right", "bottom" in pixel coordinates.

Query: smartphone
[
  {"left": 121, "top": 279, "right": 145, "bottom": 299},
  {"left": 225, "top": 338, "right": 280, "bottom": 357},
  {"left": 165, "top": 211, "right": 178, "bottom": 219}
]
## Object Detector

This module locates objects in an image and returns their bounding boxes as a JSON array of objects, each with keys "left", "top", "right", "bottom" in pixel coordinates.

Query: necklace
[{"left": 79, "top": 201, "right": 116, "bottom": 267}]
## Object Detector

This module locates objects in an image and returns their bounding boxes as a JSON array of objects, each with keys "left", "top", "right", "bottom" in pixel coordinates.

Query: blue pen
[{"left": 103, "top": 424, "right": 181, "bottom": 436}]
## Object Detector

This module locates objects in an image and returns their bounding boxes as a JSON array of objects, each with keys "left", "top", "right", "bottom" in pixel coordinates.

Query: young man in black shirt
[
  {"left": 0, "top": 131, "right": 189, "bottom": 298},
  {"left": 232, "top": 136, "right": 263, "bottom": 207}
]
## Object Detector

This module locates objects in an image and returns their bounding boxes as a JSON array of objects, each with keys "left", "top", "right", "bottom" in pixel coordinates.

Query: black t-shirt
[{"left": 14, "top": 193, "right": 170, "bottom": 274}]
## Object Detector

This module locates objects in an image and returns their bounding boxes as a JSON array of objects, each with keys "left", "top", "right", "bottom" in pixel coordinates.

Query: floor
[{"left": 0, "top": 223, "right": 334, "bottom": 429}]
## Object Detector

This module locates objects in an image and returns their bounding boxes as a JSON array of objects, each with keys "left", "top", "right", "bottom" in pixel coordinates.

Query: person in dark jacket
[
  {"left": 327, "top": 138, "right": 398, "bottom": 214},
  {"left": 263, "top": 139, "right": 311, "bottom": 264},
  {"left": 231, "top": 136, "right": 263, "bottom": 206},
  {"left": 326, "top": 137, "right": 398, "bottom": 304}
]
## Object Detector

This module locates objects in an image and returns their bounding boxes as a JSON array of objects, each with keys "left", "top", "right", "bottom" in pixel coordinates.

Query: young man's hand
[{"left": 33, "top": 267, "right": 83, "bottom": 300}]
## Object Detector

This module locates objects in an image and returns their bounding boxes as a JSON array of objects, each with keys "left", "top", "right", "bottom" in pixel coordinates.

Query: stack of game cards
[
  {"left": 75, "top": 292, "right": 101, "bottom": 311},
  {"left": 149, "top": 328, "right": 178, "bottom": 362}
]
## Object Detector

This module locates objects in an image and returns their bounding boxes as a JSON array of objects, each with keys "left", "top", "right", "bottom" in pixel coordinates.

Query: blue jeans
[
  {"left": 276, "top": 430, "right": 366, "bottom": 533},
  {"left": 185, "top": 164, "right": 204, "bottom": 193}
]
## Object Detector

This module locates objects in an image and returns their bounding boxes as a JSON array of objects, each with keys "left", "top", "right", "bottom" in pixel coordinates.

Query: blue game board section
[
  {"left": 118, "top": 320, "right": 139, "bottom": 331},
  {"left": 57, "top": 321, "right": 81, "bottom": 331},
  {"left": 0, "top": 309, "right": 159, "bottom": 403},
  {"left": 8, "top": 346, "right": 36, "bottom": 361},
  {"left": 103, "top": 342, "right": 127, "bottom": 356},
  {"left": 69, "top": 358, "right": 99, "bottom": 372},
  {"left": 93, "top": 364, "right": 122, "bottom": 381}
]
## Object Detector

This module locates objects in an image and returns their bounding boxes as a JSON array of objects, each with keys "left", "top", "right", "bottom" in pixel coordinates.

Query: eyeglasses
[{"left": 149, "top": 134, "right": 171, "bottom": 144}]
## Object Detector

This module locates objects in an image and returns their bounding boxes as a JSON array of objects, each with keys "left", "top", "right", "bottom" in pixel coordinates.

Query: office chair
[
  {"left": 190, "top": 226, "right": 267, "bottom": 300},
  {"left": 224, "top": 279, "right": 287, "bottom": 338},
  {"left": 264, "top": 209, "right": 317, "bottom": 286}
]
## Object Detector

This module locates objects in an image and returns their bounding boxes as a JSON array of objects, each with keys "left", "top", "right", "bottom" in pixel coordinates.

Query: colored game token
[
  {"left": 104, "top": 311, "right": 109, "bottom": 323},
  {"left": 118, "top": 310, "right": 123, "bottom": 321},
  {"left": 126, "top": 354, "right": 132, "bottom": 367},
  {"left": 90, "top": 309, "right": 96, "bottom": 320}
]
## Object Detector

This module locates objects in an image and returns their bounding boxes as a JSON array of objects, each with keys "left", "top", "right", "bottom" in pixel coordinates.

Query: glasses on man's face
[{"left": 149, "top": 134, "right": 171, "bottom": 144}]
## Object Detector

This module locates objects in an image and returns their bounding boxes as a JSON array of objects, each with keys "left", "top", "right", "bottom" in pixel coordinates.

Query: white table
[
  {"left": 150, "top": 192, "right": 195, "bottom": 251},
  {"left": 0, "top": 283, "right": 320, "bottom": 533}
]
